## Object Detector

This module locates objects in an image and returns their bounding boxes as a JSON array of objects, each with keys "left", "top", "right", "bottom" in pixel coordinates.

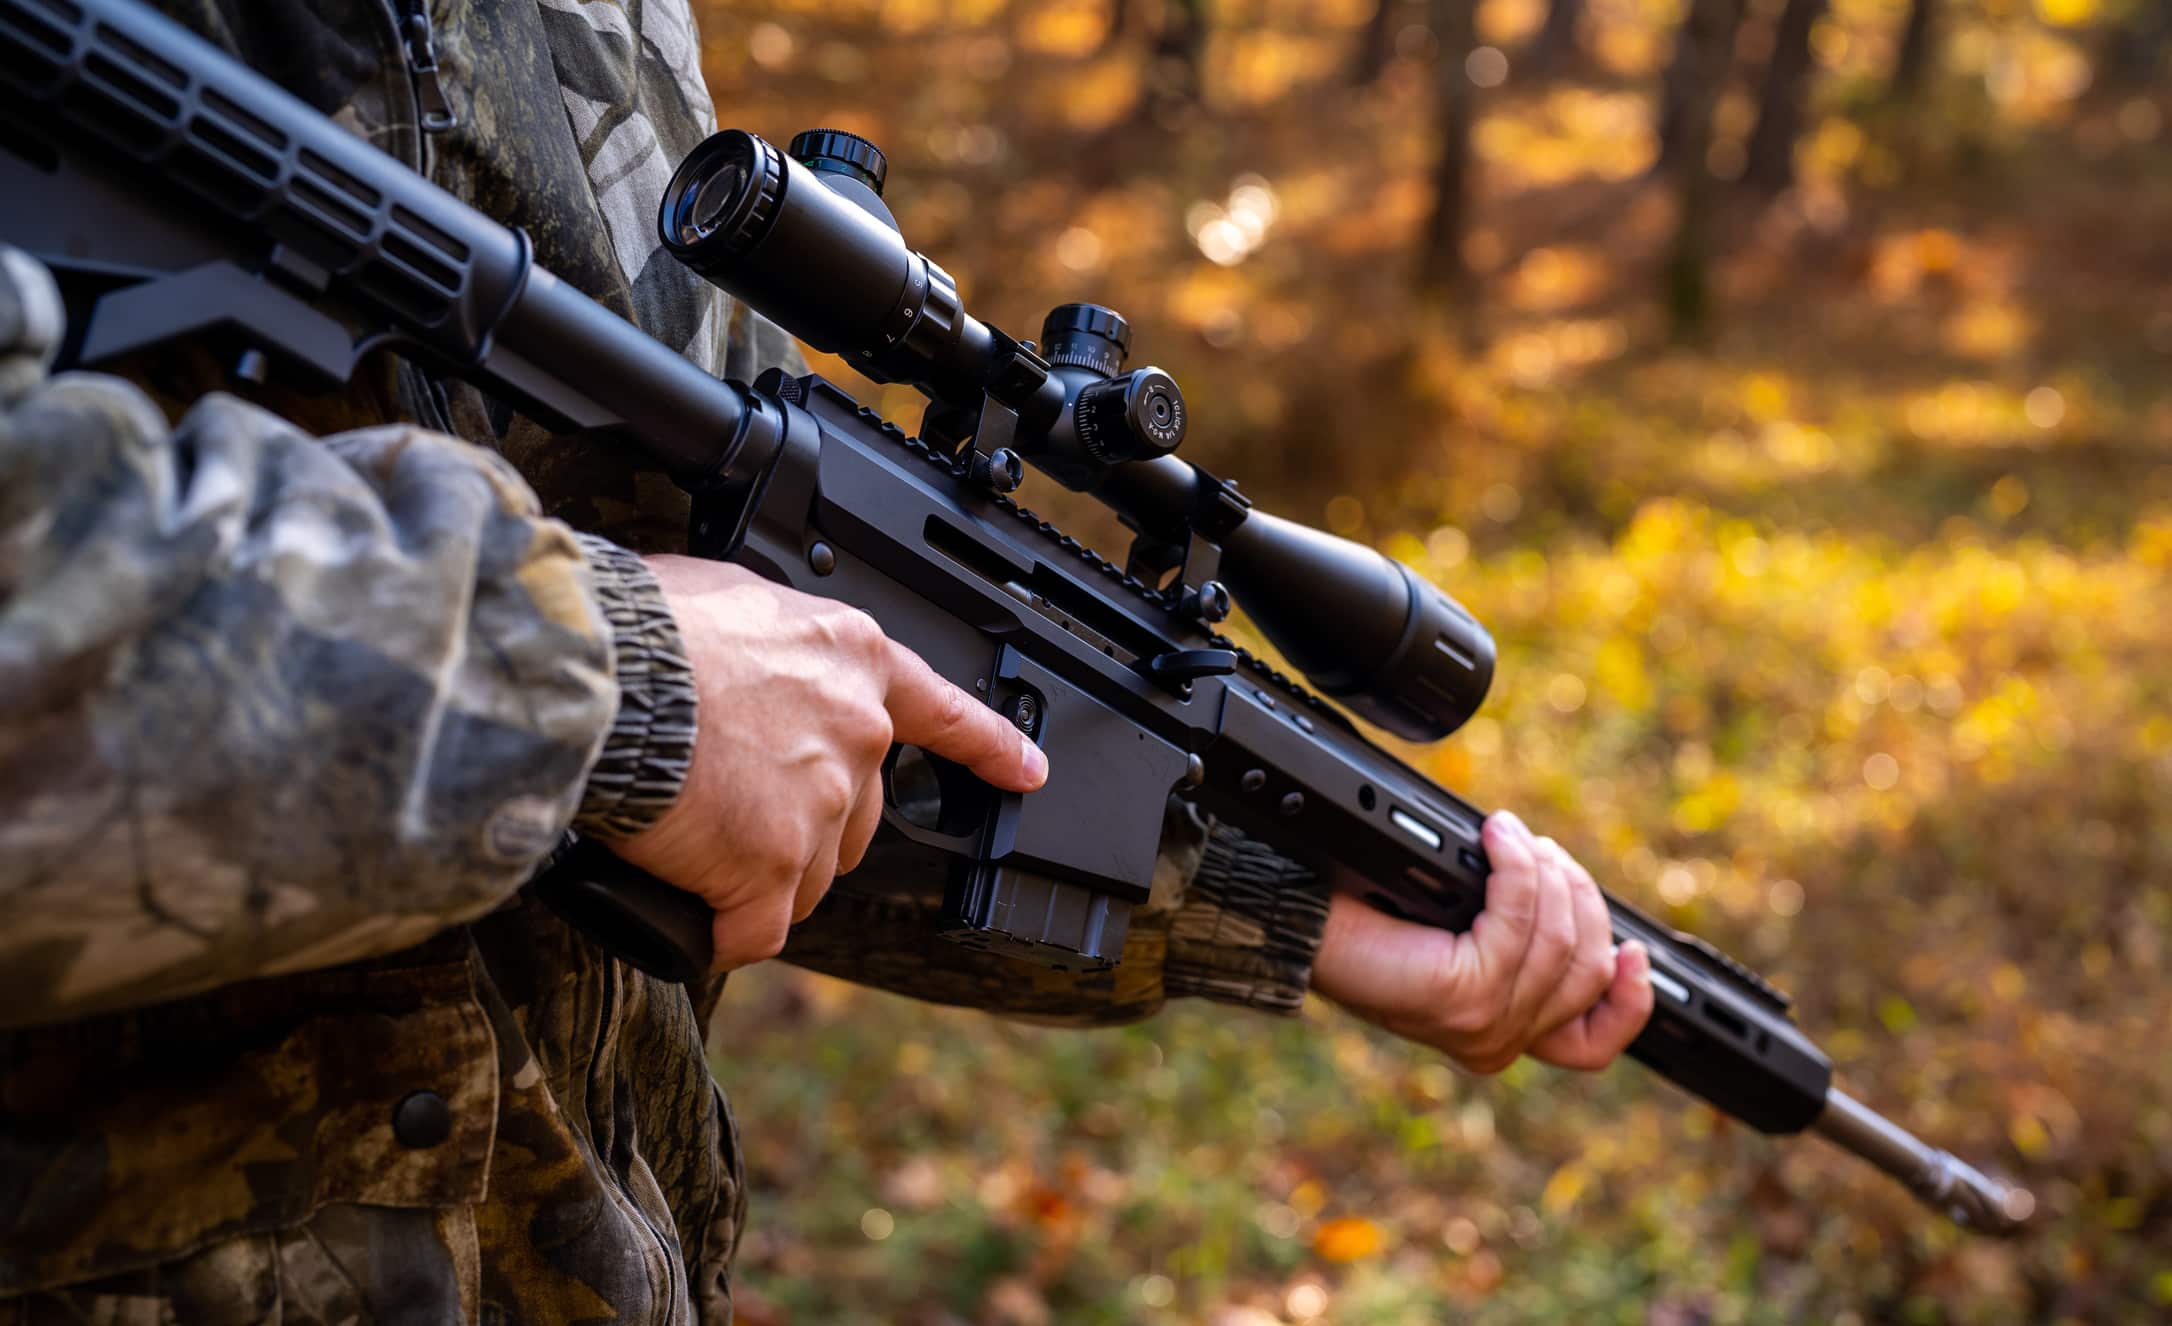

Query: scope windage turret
[{"left": 1029, "top": 304, "right": 1188, "bottom": 488}]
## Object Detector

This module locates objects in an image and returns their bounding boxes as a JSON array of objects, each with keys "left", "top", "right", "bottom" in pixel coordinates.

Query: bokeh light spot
[
  {"left": 1466, "top": 46, "right": 1509, "bottom": 89},
  {"left": 1863, "top": 752, "right": 1901, "bottom": 790},
  {"left": 2024, "top": 386, "right": 2066, "bottom": 428}
]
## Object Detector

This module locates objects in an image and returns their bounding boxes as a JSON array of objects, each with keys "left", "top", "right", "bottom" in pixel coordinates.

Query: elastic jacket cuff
[
  {"left": 571, "top": 535, "right": 698, "bottom": 839},
  {"left": 1162, "top": 819, "right": 1331, "bottom": 1015}
]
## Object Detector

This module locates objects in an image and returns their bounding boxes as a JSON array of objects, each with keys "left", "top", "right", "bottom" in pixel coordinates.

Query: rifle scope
[{"left": 660, "top": 129, "right": 1494, "bottom": 743}]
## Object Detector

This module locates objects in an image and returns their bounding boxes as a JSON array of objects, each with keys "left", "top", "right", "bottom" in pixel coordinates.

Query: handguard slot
[{"left": 1702, "top": 999, "right": 1750, "bottom": 1041}]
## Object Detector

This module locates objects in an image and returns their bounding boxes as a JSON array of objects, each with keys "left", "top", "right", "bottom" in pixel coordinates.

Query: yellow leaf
[
  {"left": 1742, "top": 373, "right": 1792, "bottom": 421},
  {"left": 1541, "top": 1163, "right": 1590, "bottom": 1216},
  {"left": 1288, "top": 1180, "right": 1327, "bottom": 1218},
  {"left": 2008, "top": 1113, "right": 2051, "bottom": 1158}
]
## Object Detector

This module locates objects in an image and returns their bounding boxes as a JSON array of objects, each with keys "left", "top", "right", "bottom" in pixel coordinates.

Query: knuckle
[
  {"left": 1488, "top": 850, "right": 1532, "bottom": 886},
  {"left": 1566, "top": 1042, "right": 1616, "bottom": 1071},
  {"left": 753, "top": 826, "right": 800, "bottom": 876},
  {"left": 846, "top": 606, "right": 884, "bottom": 645},
  {"left": 1439, "top": 1002, "right": 1490, "bottom": 1038},
  {"left": 1567, "top": 936, "right": 1610, "bottom": 984},
  {"left": 814, "top": 768, "right": 856, "bottom": 822},
  {"left": 1464, "top": 1034, "right": 1508, "bottom": 1066},
  {"left": 838, "top": 830, "right": 873, "bottom": 875},
  {"left": 826, "top": 606, "right": 885, "bottom": 654},
  {"left": 931, "top": 679, "right": 970, "bottom": 736},
  {"left": 1535, "top": 913, "right": 1577, "bottom": 962},
  {"left": 1569, "top": 956, "right": 1611, "bottom": 1006},
  {"left": 724, "top": 905, "right": 793, "bottom": 965},
  {"left": 750, "top": 910, "right": 792, "bottom": 960},
  {"left": 846, "top": 701, "right": 895, "bottom": 758}
]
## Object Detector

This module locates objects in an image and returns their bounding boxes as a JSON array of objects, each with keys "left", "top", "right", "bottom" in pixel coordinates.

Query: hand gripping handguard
[{"left": 0, "top": 0, "right": 2032, "bottom": 1233}]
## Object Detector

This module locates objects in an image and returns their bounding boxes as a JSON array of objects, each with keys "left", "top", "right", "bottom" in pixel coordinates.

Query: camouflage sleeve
[{"left": 0, "top": 249, "right": 687, "bottom": 1028}]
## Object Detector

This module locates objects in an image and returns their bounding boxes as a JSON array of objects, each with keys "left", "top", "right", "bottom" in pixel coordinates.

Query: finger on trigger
[{"left": 882, "top": 640, "right": 1047, "bottom": 792}]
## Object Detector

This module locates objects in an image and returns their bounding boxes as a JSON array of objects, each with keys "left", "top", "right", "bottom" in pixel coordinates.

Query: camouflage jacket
[{"left": 0, "top": 3, "right": 1332, "bottom": 1323}]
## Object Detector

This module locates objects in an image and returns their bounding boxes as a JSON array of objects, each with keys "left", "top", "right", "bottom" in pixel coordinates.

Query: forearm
[{"left": 0, "top": 250, "right": 685, "bottom": 1027}]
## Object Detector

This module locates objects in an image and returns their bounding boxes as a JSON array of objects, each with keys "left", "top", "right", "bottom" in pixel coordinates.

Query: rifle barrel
[{"left": 1812, "top": 1088, "right": 2035, "bottom": 1233}]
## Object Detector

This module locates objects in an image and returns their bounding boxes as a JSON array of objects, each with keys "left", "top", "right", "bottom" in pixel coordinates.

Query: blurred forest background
[{"left": 692, "top": 0, "right": 2172, "bottom": 1320}]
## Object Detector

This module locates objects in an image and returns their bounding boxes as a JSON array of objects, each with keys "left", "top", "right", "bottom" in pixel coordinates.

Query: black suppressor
[{"left": 659, "top": 128, "right": 1493, "bottom": 742}]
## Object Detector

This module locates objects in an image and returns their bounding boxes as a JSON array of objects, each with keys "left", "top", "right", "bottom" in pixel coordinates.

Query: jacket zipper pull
[{"left": 398, "top": 0, "right": 456, "bottom": 135}]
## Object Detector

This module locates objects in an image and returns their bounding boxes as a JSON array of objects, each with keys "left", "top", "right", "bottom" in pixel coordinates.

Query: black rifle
[{"left": 0, "top": 0, "right": 2032, "bottom": 1232}]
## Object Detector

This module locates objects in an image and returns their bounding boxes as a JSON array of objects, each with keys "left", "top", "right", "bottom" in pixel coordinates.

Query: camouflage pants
[{"left": 0, "top": 902, "right": 744, "bottom": 1326}]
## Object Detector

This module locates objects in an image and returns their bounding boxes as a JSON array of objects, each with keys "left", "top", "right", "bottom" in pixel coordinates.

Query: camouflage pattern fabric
[
  {"left": 0, "top": 2, "right": 1332, "bottom": 1321},
  {"left": 0, "top": 251, "right": 620, "bottom": 1026}
]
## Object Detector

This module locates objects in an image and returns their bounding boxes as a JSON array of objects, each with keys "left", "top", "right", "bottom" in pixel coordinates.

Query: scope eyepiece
[
  {"left": 661, "top": 130, "right": 784, "bottom": 258},
  {"left": 663, "top": 128, "right": 1021, "bottom": 407}
]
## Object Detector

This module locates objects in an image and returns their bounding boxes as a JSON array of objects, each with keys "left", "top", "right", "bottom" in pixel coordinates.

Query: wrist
[{"left": 571, "top": 538, "right": 700, "bottom": 840}]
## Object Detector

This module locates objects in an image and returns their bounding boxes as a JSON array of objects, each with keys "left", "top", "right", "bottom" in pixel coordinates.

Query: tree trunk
[
  {"left": 1662, "top": 0, "right": 1740, "bottom": 340},
  {"left": 1654, "top": 0, "right": 1742, "bottom": 174},
  {"left": 1741, "top": 0, "right": 1826, "bottom": 194},
  {"left": 2094, "top": 0, "right": 2172, "bottom": 90},
  {"left": 1350, "top": 0, "right": 1402, "bottom": 85},
  {"left": 1888, "top": 0, "right": 1935, "bottom": 98},
  {"left": 1139, "top": 0, "right": 1209, "bottom": 126},
  {"left": 1096, "top": 0, "right": 1133, "bottom": 57},
  {"left": 1529, "top": 0, "right": 1585, "bottom": 71},
  {"left": 1417, "top": 0, "right": 1478, "bottom": 297}
]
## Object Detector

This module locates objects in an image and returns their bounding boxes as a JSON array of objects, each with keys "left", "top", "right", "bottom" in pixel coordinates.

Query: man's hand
[
  {"left": 1311, "top": 811, "right": 1653, "bottom": 1074},
  {"left": 604, "top": 556, "right": 1047, "bottom": 971}
]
